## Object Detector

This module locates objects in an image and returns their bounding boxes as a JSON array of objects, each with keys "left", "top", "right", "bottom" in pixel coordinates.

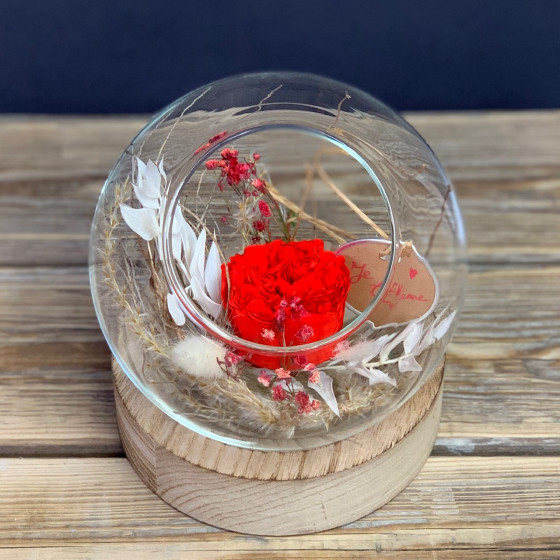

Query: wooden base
[{"left": 114, "top": 360, "right": 444, "bottom": 535}]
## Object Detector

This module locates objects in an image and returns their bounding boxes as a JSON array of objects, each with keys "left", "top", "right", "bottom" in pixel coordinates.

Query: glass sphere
[{"left": 89, "top": 72, "right": 466, "bottom": 451}]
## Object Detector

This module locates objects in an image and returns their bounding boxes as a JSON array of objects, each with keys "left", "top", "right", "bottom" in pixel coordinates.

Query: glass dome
[{"left": 89, "top": 72, "right": 466, "bottom": 451}]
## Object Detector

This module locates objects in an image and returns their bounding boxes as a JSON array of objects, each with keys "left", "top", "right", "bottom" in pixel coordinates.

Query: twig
[
  {"left": 136, "top": 237, "right": 167, "bottom": 306},
  {"left": 328, "top": 91, "right": 351, "bottom": 133},
  {"left": 256, "top": 84, "right": 283, "bottom": 112},
  {"left": 313, "top": 153, "right": 390, "bottom": 240},
  {"left": 291, "top": 164, "right": 315, "bottom": 241},
  {"left": 425, "top": 185, "right": 451, "bottom": 257},
  {"left": 157, "top": 86, "right": 212, "bottom": 163},
  {"left": 265, "top": 182, "right": 356, "bottom": 243}
]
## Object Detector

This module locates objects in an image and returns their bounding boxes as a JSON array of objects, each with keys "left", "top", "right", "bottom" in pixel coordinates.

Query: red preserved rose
[{"left": 221, "top": 239, "right": 350, "bottom": 368}]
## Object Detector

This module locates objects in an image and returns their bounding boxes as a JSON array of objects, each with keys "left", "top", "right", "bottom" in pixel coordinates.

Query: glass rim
[{"left": 161, "top": 122, "right": 398, "bottom": 355}]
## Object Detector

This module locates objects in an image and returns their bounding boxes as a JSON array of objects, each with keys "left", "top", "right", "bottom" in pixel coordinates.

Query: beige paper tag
[{"left": 336, "top": 239, "right": 438, "bottom": 327}]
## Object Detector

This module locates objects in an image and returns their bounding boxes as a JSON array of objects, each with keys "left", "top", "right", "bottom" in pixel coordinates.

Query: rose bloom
[{"left": 221, "top": 239, "right": 350, "bottom": 368}]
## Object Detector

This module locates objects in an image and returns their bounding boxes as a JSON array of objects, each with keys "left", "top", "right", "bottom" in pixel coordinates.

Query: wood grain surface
[{"left": 0, "top": 112, "right": 559, "bottom": 556}]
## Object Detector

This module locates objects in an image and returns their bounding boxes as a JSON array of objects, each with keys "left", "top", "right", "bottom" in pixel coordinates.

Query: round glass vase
[{"left": 90, "top": 72, "right": 466, "bottom": 534}]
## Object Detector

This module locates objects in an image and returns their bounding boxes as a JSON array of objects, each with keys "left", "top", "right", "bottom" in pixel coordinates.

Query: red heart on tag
[{"left": 409, "top": 267, "right": 418, "bottom": 279}]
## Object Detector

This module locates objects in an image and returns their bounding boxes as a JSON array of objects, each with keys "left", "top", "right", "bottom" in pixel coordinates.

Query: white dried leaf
[
  {"left": 419, "top": 333, "right": 434, "bottom": 353},
  {"left": 432, "top": 310, "right": 457, "bottom": 341},
  {"left": 170, "top": 207, "right": 188, "bottom": 261},
  {"left": 190, "top": 228, "right": 207, "bottom": 282},
  {"left": 136, "top": 157, "right": 146, "bottom": 177},
  {"left": 403, "top": 321, "right": 424, "bottom": 355},
  {"left": 171, "top": 205, "right": 183, "bottom": 234},
  {"left": 280, "top": 378, "right": 305, "bottom": 392},
  {"left": 181, "top": 222, "right": 197, "bottom": 265},
  {"left": 398, "top": 354, "right": 423, "bottom": 373},
  {"left": 166, "top": 292, "right": 185, "bottom": 326},
  {"left": 308, "top": 371, "right": 340, "bottom": 417},
  {"left": 352, "top": 366, "right": 397, "bottom": 387},
  {"left": 143, "top": 159, "right": 163, "bottom": 197},
  {"left": 133, "top": 184, "right": 159, "bottom": 210},
  {"left": 418, "top": 308, "right": 456, "bottom": 353},
  {"left": 205, "top": 241, "right": 222, "bottom": 304},
  {"left": 379, "top": 320, "right": 421, "bottom": 362},
  {"left": 175, "top": 211, "right": 197, "bottom": 265},
  {"left": 191, "top": 276, "right": 222, "bottom": 319},
  {"left": 187, "top": 229, "right": 222, "bottom": 319},
  {"left": 133, "top": 157, "right": 161, "bottom": 209},
  {"left": 171, "top": 232, "right": 182, "bottom": 261},
  {"left": 334, "top": 334, "right": 395, "bottom": 363},
  {"left": 120, "top": 204, "right": 159, "bottom": 241}
]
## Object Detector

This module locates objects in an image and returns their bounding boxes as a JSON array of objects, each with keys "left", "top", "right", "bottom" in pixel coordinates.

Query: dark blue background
[{"left": 2, "top": 0, "right": 559, "bottom": 113}]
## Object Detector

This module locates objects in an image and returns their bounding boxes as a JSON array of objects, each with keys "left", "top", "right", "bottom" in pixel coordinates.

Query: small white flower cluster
[{"left": 120, "top": 157, "right": 222, "bottom": 324}]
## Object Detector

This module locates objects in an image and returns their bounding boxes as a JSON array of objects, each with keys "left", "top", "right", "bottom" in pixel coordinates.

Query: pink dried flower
[
  {"left": 253, "top": 152, "right": 261, "bottom": 161},
  {"left": 288, "top": 296, "right": 306, "bottom": 320},
  {"left": 308, "top": 369, "right": 320, "bottom": 384},
  {"left": 253, "top": 220, "right": 266, "bottom": 232},
  {"left": 334, "top": 340, "right": 350, "bottom": 355},
  {"left": 296, "top": 324, "right": 314, "bottom": 342},
  {"left": 207, "top": 148, "right": 253, "bottom": 187},
  {"left": 224, "top": 351, "right": 243, "bottom": 368},
  {"left": 227, "top": 160, "right": 251, "bottom": 186},
  {"left": 205, "top": 159, "right": 223, "bottom": 170},
  {"left": 295, "top": 391, "right": 316, "bottom": 414},
  {"left": 274, "top": 367, "right": 291, "bottom": 380},
  {"left": 252, "top": 178, "right": 266, "bottom": 193},
  {"left": 261, "top": 328, "right": 276, "bottom": 341},
  {"left": 210, "top": 131, "right": 228, "bottom": 143},
  {"left": 221, "top": 148, "right": 239, "bottom": 159},
  {"left": 272, "top": 384, "right": 288, "bottom": 401},
  {"left": 293, "top": 355, "right": 309, "bottom": 368},
  {"left": 274, "top": 302, "right": 287, "bottom": 331},
  {"left": 258, "top": 200, "right": 272, "bottom": 218},
  {"left": 258, "top": 371, "right": 273, "bottom": 387},
  {"left": 194, "top": 131, "right": 228, "bottom": 155},
  {"left": 303, "top": 362, "right": 316, "bottom": 372}
]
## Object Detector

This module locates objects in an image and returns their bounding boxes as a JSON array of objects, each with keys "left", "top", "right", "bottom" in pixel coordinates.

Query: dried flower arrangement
[{"left": 101, "top": 134, "right": 455, "bottom": 438}]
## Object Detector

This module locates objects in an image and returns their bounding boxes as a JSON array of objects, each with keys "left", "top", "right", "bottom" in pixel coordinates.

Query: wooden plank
[
  {"left": 459, "top": 184, "right": 560, "bottom": 264},
  {"left": 0, "top": 265, "right": 558, "bottom": 456},
  {"left": 1, "top": 112, "right": 559, "bottom": 182},
  {"left": 0, "top": 114, "right": 559, "bottom": 266},
  {"left": 0, "top": 267, "right": 116, "bottom": 455},
  {"left": 410, "top": 111, "right": 560, "bottom": 263},
  {"left": 452, "top": 264, "right": 560, "bottom": 360},
  {"left": 408, "top": 111, "right": 560, "bottom": 182},
  {"left": 0, "top": 116, "right": 147, "bottom": 180},
  {"left": 0, "top": 456, "right": 558, "bottom": 556},
  {"left": 0, "top": 177, "right": 102, "bottom": 266},
  {"left": 437, "top": 356, "right": 560, "bottom": 455},
  {"left": 2, "top": 550, "right": 558, "bottom": 560}
]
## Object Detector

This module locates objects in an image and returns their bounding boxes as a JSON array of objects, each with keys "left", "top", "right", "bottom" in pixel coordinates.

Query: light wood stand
[{"left": 113, "top": 359, "right": 444, "bottom": 535}]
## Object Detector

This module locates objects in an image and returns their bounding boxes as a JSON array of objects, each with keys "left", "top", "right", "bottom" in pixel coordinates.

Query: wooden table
[{"left": 0, "top": 112, "right": 559, "bottom": 558}]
